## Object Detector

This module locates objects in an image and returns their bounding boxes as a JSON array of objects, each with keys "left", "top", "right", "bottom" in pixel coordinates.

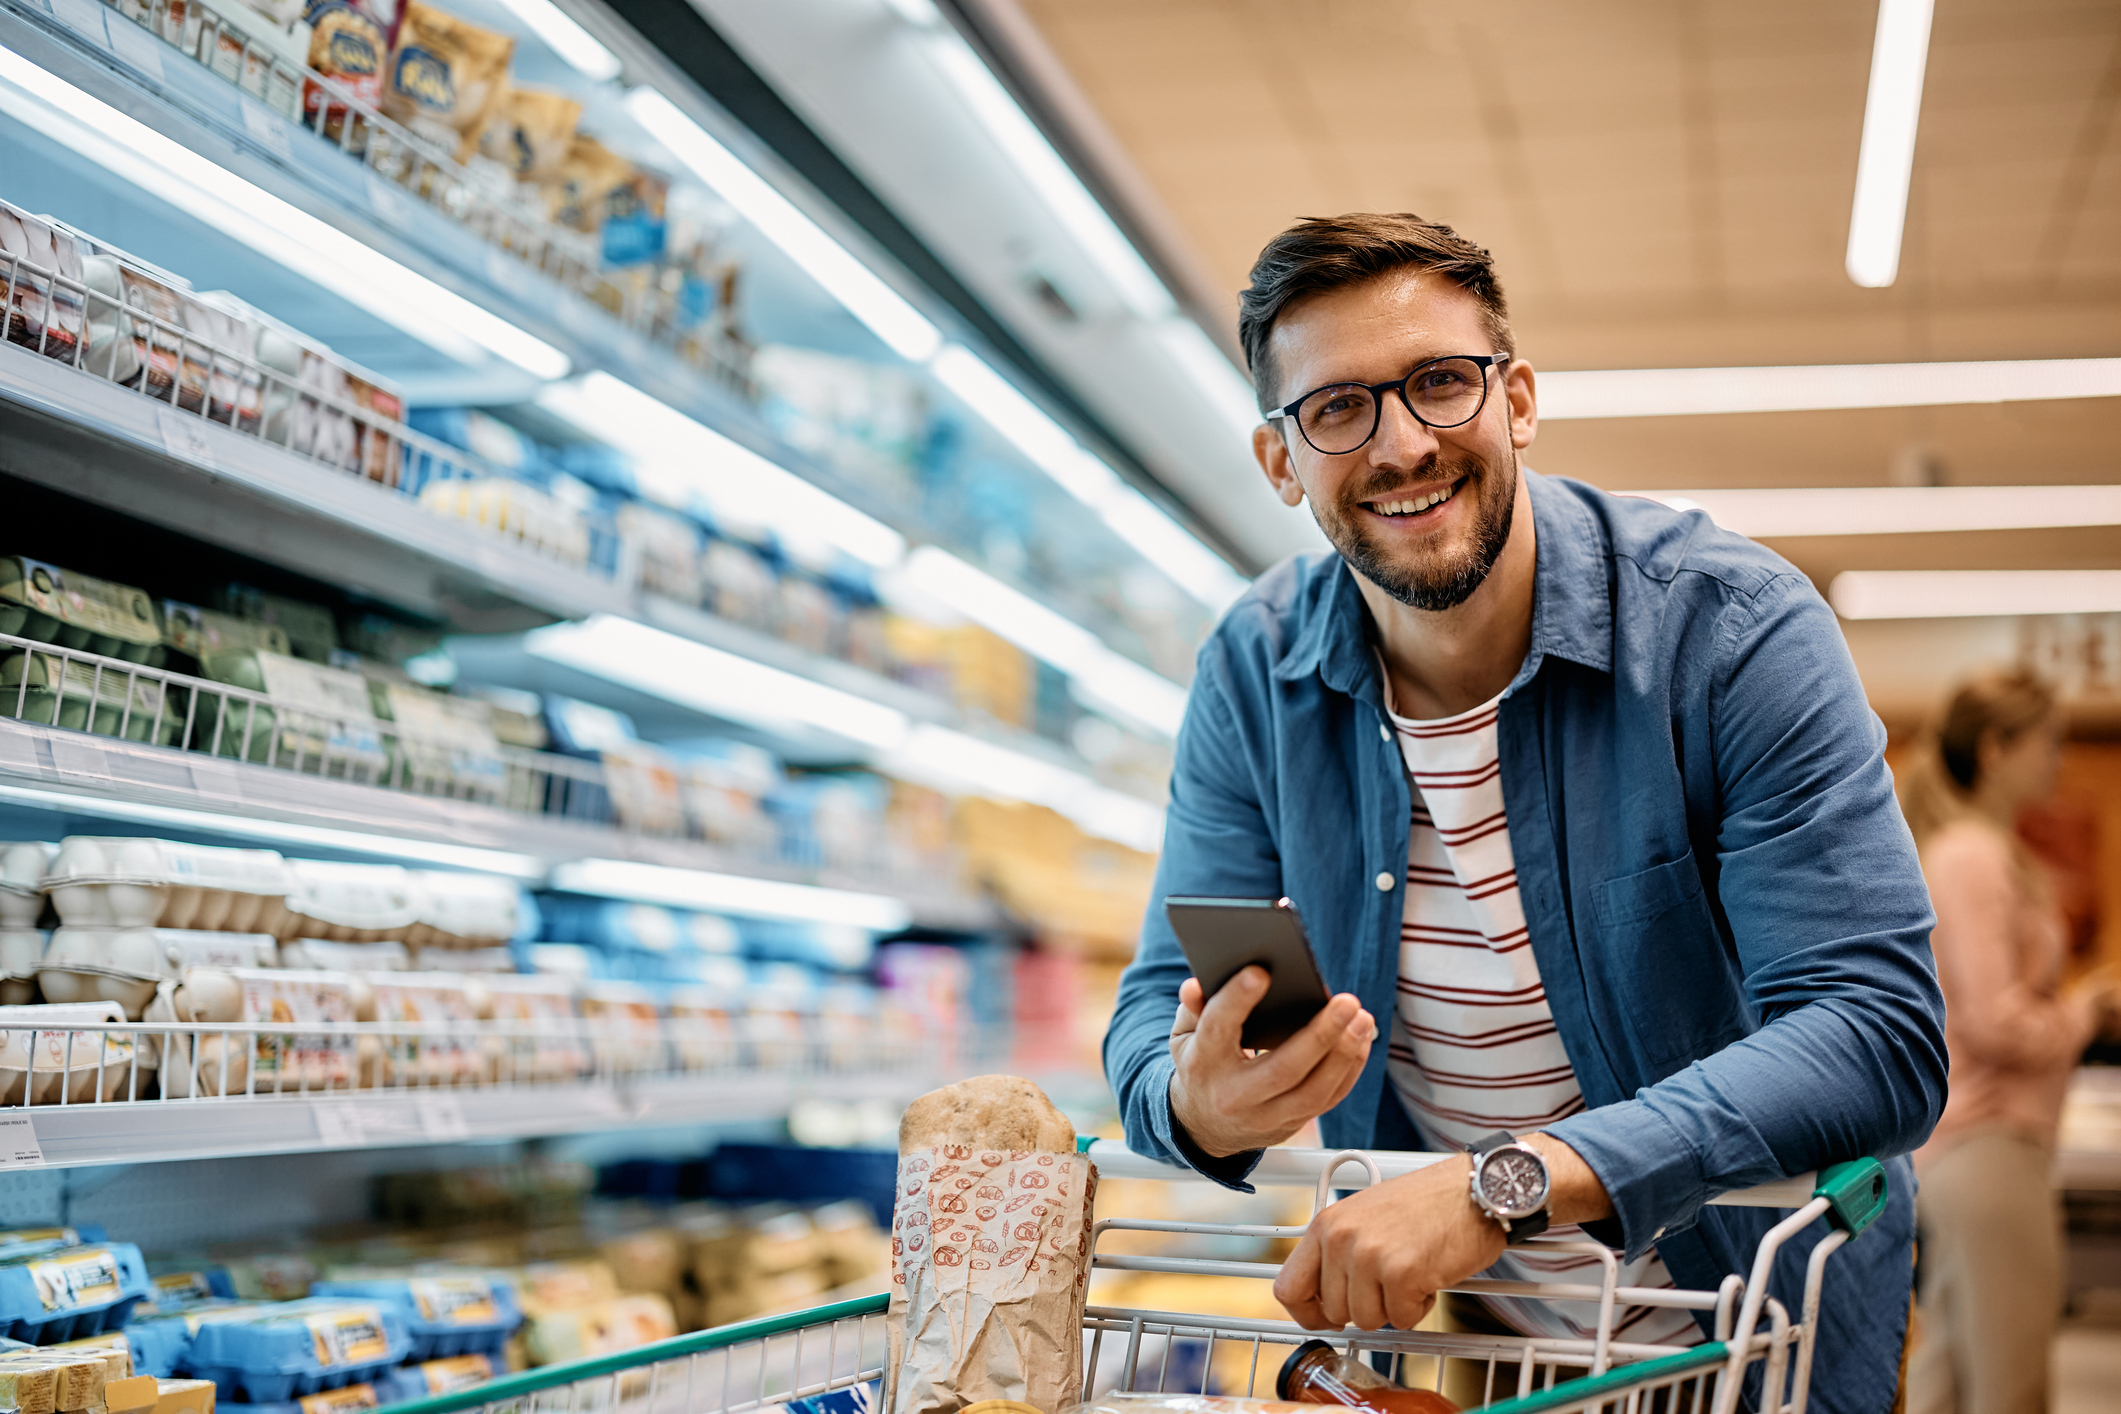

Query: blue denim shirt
[{"left": 1105, "top": 471, "right": 1945, "bottom": 1414}]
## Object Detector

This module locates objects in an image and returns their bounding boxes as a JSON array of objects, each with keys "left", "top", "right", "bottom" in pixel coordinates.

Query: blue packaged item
[
  {"left": 183, "top": 1297, "right": 412, "bottom": 1402},
  {"left": 787, "top": 1381, "right": 880, "bottom": 1414},
  {"left": 123, "top": 1302, "right": 265, "bottom": 1378},
  {"left": 370, "top": 1353, "right": 497, "bottom": 1404},
  {"left": 0, "top": 1227, "right": 101, "bottom": 1260},
  {"left": 309, "top": 1276, "right": 519, "bottom": 1361},
  {"left": 0, "top": 1242, "right": 150, "bottom": 1342}
]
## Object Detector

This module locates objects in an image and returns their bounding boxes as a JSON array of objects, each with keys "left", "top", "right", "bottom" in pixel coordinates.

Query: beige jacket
[{"left": 1916, "top": 817, "right": 2095, "bottom": 1165}]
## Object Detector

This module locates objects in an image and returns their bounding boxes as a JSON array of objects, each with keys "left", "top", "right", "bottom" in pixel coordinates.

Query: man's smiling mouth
[{"left": 1363, "top": 477, "right": 1464, "bottom": 517}]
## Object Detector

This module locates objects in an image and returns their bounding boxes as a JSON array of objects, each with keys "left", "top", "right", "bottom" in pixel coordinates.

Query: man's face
[{"left": 1251, "top": 271, "right": 1538, "bottom": 611}]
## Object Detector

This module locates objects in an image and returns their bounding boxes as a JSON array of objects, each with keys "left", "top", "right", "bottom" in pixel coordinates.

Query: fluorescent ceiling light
[
  {"left": 525, "top": 614, "right": 912, "bottom": 750},
  {"left": 1829, "top": 571, "right": 2121, "bottom": 620},
  {"left": 1634, "top": 485, "right": 2121, "bottom": 538},
  {"left": 550, "top": 858, "right": 912, "bottom": 930},
  {"left": 537, "top": 373, "right": 907, "bottom": 568},
  {"left": 0, "top": 784, "right": 544, "bottom": 877},
  {"left": 626, "top": 87, "right": 942, "bottom": 363},
  {"left": 488, "top": 0, "right": 621, "bottom": 81},
  {"left": 900, "top": 546, "right": 1190, "bottom": 738},
  {"left": 1536, "top": 359, "right": 2121, "bottom": 420},
  {"left": 920, "top": 39, "right": 1171, "bottom": 320},
  {"left": 1846, "top": 0, "right": 1935, "bottom": 288},
  {"left": 0, "top": 45, "right": 570, "bottom": 378},
  {"left": 879, "top": 725, "right": 1165, "bottom": 853},
  {"left": 930, "top": 344, "right": 1248, "bottom": 609}
]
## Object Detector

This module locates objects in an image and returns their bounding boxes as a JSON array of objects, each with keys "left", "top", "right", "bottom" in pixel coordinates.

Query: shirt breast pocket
[{"left": 1593, "top": 852, "right": 1745, "bottom": 1074}]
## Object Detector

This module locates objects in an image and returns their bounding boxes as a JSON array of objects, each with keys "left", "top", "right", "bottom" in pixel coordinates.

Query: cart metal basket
[{"left": 378, "top": 1140, "right": 1888, "bottom": 1414}]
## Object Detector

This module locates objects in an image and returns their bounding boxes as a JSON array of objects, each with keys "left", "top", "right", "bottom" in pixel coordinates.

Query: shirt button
[
  {"left": 1378, "top": 723, "right": 1391, "bottom": 742},
  {"left": 1375, "top": 871, "right": 1395, "bottom": 892}
]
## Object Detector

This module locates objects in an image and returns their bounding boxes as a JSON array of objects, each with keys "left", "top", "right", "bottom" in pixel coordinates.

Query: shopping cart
[{"left": 378, "top": 1139, "right": 1888, "bottom": 1414}]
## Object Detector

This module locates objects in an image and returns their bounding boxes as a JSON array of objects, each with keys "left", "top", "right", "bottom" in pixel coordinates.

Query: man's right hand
[{"left": 1167, "top": 967, "right": 1377, "bottom": 1158}]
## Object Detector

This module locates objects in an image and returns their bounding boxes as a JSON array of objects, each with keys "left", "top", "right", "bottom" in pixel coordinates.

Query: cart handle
[{"left": 1079, "top": 1139, "right": 1880, "bottom": 1218}]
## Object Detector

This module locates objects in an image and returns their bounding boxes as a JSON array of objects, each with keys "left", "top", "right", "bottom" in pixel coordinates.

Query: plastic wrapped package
[
  {"left": 663, "top": 957, "right": 745, "bottom": 1071},
  {"left": 277, "top": 861, "right": 423, "bottom": 943},
  {"left": 577, "top": 983, "right": 662, "bottom": 1074},
  {"left": 0, "top": 1244, "right": 150, "bottom": 1343},
  {"left": 698, "top": 534, "right": 779, "bottom": 630},
  {"left": 615, "top": 501, "right": 705, "bottom": 605},
  {"left": 191, "top": 649, "right": 387, "bottom": 772},
  {"left": 415, "top": 478, "right": 592, "bottom": 566},
  {"left": 675, "top": 741, "right": 780, "bottom": 851},
  {"left": 0, "top": 206, "right": 84, "bottom": 363},
  {"left": 379, "top": 1, "right": 513, "bottom": 162},
  {"left": 520, "top": 1292, "right": 675, "bottom": 1368},
  {"left": 479, "top": 974, "right": 585, "bottom": 1083},
  {"left": 601, "top": 742, "right": 684, "bottom": 836},
  {"left": 364, "top": 679, "right": 509, "bottom": 803},
  {"left": 404, "top": 872, "right": 521, "bottom": 950},
  {"left": 301, "top": 0, "right": 393, "bottom": 145},
  {"left": 741, "top": 963, "right": 816, "bottom": 1069},
  {"left": 769, "top": 774, "right": 887, "bottom": 874},
  {"left": 277, "top": 939, "right": 408, "bottom": 971},
  {"left": 224, "top": 968, "right": 359, "bottom": 1094},
  {"left": 0, "top": 1004, "right": 143, "bottom": 1104},
  {"left": 355, "top": 972, "right": 484, "bottom": 1087},
  {"left": 41, "top": 839, "right": 291, "bottom": 933}
]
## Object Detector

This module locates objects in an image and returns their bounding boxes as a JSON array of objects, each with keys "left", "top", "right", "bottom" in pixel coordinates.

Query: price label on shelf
[
  {"left": 156, "top": 409, "right": 215, "bottom": 471},
  {"left": 48, "top": 738, "right": 109, "bottom": 783},
  {"left": 415, "top": 1095, "right": 469, "bottom": 1141},
  {"left": 102, "top": 17, "right": 165, "bottom": 81},
  {"left": 311, "top": 1103, "right": 366, "bottom": 1148},
  {"left": 45, "top": 0, "right": 108, "bottom": 46},
  {"left": 240, "top": 98, "right": 294, "bottom": 162},
  {"left": 0, "top": 1116, "right": 45, "bottom": 1170}
]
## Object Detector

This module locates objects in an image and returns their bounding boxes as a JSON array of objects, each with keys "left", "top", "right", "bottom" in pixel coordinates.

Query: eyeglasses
[{"left": 1263, "top": 354, "right": 1509, "bottom": 456}]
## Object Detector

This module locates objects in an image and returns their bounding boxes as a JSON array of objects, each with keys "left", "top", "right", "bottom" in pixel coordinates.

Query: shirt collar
[{"left": 1270, "top": 468, "right": 1613, "bottom": 697}]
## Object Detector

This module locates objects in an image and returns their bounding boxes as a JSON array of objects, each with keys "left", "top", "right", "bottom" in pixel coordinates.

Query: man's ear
[
  {"left": 1504, "top": 360, "right": 1538, "bottom": 452},
  {"left": 1254, "top": 422, "right": 1306, "bottom": 507}
]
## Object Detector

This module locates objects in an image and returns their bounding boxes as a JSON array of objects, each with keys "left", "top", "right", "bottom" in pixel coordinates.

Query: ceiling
[{"left": 995, "top": 0, "right": 2121, "bottom": 720}]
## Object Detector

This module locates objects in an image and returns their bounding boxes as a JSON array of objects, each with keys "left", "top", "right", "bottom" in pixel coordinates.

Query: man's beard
[{"left": 1311, "top": 450, "right": 1517, "bottom": 612}]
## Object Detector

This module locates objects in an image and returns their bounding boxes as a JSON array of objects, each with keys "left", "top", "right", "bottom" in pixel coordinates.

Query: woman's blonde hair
[{"left": 1896, "top": 668, "right": 2058, "bottom": 848}]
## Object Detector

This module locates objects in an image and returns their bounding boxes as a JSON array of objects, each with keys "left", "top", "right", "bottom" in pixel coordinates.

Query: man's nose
[{"left": 1368, "top": 390, "right": 1442, "bottom": 467}]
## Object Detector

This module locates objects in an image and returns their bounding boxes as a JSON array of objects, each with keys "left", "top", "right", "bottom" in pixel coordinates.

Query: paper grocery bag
[{"left": 887, "top": 1146, "right": 1096, "bottom": 1414}]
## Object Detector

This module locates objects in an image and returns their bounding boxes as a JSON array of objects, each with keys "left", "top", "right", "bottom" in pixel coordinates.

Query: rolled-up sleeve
[
  {"left": 1546, "top": 573, "right": 1948, "bottom": 1257},
  {"left": 1104, "top": 655, "right": 1282, "bottom": 1189}
]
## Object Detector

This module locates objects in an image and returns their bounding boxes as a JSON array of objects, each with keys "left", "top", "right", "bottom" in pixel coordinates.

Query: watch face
[{"left": 1479, "top": 1148, "right": 1549, "bottom": 1219}]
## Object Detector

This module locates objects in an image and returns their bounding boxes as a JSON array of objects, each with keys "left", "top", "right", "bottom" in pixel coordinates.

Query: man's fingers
[
  {"left": 1346, "top": 1269, "right": 1389, "bottom": 1333},
  {"left": 1248, "top": 993, "right": 1364, "bottom": 1089},
  {"left": 1170, "top": 978, "right": 1204, "bottom": 1040},
  {"left": 1192, "top": 967, "right": 1269, "bottom": 1053},
  {"left": 1272, "top": 1226, "right": 1328, "bottom": 1329},
  {"left": 1264, "top": 1009, "right": 1376, "bottom": 1120},
  {"left": 1383, "top": 1279, "right": 1435, "bottom": 1334}
]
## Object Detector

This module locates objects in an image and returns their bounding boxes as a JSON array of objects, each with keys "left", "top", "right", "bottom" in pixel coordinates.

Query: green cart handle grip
[{"left": 1814, "top": 1157, "right": 1889, "bottom": 1237}]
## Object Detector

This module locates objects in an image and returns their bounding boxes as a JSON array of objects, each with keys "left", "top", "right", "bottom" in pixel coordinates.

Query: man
[{"left": 1104, "top": 214, "right": 1946, "bottom": 1414}]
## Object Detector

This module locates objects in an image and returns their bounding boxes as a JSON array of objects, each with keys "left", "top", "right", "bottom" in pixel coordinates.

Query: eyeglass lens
[{"left": 1295, "top": 357, "right": 1491, "bottom": 454}]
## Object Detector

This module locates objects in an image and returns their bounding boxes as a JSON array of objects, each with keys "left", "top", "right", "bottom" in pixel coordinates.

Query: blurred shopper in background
[{"left": 1900, "top": 670, "right": 2115, "bottom": 1414}]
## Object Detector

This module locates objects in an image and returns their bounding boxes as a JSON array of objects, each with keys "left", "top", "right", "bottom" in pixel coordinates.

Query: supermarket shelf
[
  {"left": 15, "top": 1067, "right": 938, "bottom": 1169},
  {"left": 0, "top": 341, "right": 632, "bottom": 633},
  {"left": 0, "top": 717, "right": 997, "bottom": 927}
]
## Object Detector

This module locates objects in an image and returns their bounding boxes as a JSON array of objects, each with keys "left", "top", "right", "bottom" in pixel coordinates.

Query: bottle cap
[{"left": 1276, "top": 1339, "right": 1338, "bottom": 1400}]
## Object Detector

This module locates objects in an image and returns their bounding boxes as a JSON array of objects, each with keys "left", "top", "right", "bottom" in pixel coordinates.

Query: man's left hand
[{"left": 1272, "top": 1133, "right": 1614, "bottom": 1331}]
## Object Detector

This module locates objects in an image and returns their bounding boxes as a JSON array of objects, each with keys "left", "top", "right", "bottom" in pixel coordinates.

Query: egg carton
[
  {"left": 37, "top": 929, "right": 278, "bottom": 1018},
  {"left": 0, "top": 1003, "right": 148, "bottom": 1105},
  {"left": 0, "top": 1243, "right": 151, "bottom": 1343},
  {"left": 276, "top": 939, "right": 409, "bottom": 972},
  {"left": 42, "top": 839, "right": 291, "bottom": 933},
  {"left": 276, "top": 862, "right": 422, "bottom": 943},
  {"left": 181, "top": 1298, "right": 411, "bottom": 1403},
  {"left": 0, "top": 930, "right": 43, "bottom": 1005},
  {"left": 307, "top": 1277, "right": 520, "bottom": 1361},
  {"left": 0, "top": 844, "right": 54, "bottom": 926},
  {"left": 404, "top": 872, "right": 520, "bottom": 949}
]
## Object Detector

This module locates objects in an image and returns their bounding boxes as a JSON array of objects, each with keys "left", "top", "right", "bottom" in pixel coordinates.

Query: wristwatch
[{"left": 1467, "top": 1131, "right": 1551, "bottom": 1244}]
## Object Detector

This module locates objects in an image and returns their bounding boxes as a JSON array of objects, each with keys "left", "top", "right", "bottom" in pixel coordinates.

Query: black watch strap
[{"left": 1469, "top": 1131, "right": 1551, "bottom": 1244}]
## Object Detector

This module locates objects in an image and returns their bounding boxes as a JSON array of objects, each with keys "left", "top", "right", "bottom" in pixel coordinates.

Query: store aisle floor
[{"left": 2056, "top": 1320, "right": 2121, "bottom": 1414}]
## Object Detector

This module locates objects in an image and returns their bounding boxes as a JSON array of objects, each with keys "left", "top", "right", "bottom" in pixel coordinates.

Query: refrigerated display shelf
[
  {"left": 8, "top": 1066, "right": 933, "bottom": 1168},
  {"left": 0, "top": 715, "right": 995, "bottom": 927},
  {"left": 0, "top": 339, "right": 632, "bottom": 634}
]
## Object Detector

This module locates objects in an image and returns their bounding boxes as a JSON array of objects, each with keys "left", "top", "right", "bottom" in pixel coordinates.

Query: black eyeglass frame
[{"left": 1262, "top": 354, "right": 1511, "bottom": 455}]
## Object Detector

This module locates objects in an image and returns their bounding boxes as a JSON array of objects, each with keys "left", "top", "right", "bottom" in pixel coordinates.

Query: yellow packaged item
[
  {"left": 381, "top": 1, "right": 514, "bottom": 159},
  {"left": 476, "top": 88, "right": 581, "bottom": 181}
]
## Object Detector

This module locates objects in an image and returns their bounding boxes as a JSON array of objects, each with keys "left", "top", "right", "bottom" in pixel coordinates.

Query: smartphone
[{"left": 1164, "top": 895, "right": 1332, "bottom": 1050}]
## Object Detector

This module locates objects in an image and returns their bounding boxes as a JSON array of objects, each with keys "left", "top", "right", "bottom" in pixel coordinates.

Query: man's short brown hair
[{"left": 1238, "top": 213, "right": 1514, "bottom": 411}]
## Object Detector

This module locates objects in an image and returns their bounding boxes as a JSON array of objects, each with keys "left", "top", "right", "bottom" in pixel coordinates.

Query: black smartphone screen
[{"left": 1164, "top": 895, "right": 1332, "bottom": 1050}]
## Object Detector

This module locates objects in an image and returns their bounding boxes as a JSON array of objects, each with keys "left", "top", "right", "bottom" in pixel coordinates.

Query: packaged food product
[
  {"left": 276, "top": 940, "right": 408, "bottom": 971},
  {"left": 0, "top": 931, "right": 40, "bottom": 1006},
  {"left": 276, "top": 862, "right": 422, "bottom": 942},
  {"left": 41, "top": 839, "right": 291, "bottom": 933},
  {"left": 0, "top": 845, "right": 50, "bottom": 927},
  {"left": 207, "top": 11, "right": 311, "bottom": 121},
  {"left": 364, "top": 680, "right": 507, "bottom": 801},
  {"left": 0, "top": 1350, "right": 109, "bottom": 1411},
  {"left": 520, "top": 1293, "right": 674, "bottom": 1366},
  {"left": 226, "top": 968, "right": 360, "bottom": 1093},
  {"left": 699, "top": 536, "right": 778, "bottom": 629},
  {"left": 475, "top": 87, "right": 580, "bottom": 181},
  {"left": 160, "top": 604, "right": 290, "bottom": 668},
  {"left": 614, "top": 502, "right": 704, "bottom": 605},
  {"left": 0, "top": 208, "right": 84, "bottom": 364},
  {"left": 414, "top": 479, "right": 593, "bottom": 566},
  {"left": 182, "top": 1298, "right": 410, "bottom": 1402},
  {"left": 104, "top": 1375, "right": 159, "bottom": 1414},
  {"left": 599, "top": 168, "right": 668, "bottom": 268},
  {"left": 302, "top": 0, "right": 393, "bottom": 142},
  {"left": 77, "top": 253, "right": 139, "bottom": 386},
  {"left": 0, "top": 1243, "right": 150, "bottom": 1342},
  {"left": 539, "top": 137, "right": 634, "bottom": 235},
  {"left": 1062, "top": 1400, "right": 1320, "bottom": 1414},
  {"left": 577, "top": 984, "right": 661, "bottom": 1074},
  {"left": 403, "top": 873, "right": 518, "bottom": 949},
  {"left": 192, "top": 651, "right": 385, "bottom": 773},
  {"left": 307, "top": 1277, "right": 518, "bottom": 1360},
  {"left": 369, "top": 1353, "right": 490, "bottom": 1403},
  {"left": 1276, "top": 1342, "right": 1459, "bottom": 1414},
  {"left": 380, "top": 2, "right": 513, "bottom": 160},
  {"left": 477, "top": 975, "right": 584, "bottom": 1084},
  {"left": 0, "top": 559, "right": 165, "bottom": 665},
  {"left": 676, "top": 743, "right": 780, "bottom": 852},
  {"left": 0, "top": 654, "right": 178, "bottom": 747},
  {"left": 355, "top": 972, "right": 482, "bottom": 1087},
  {"left": 211, "top": 588, "right": 340, "bottom": 664},
  {"left": 602, "top": 743, "right": 684, "bottom": 836},
  {"left": 0, "top": 1004, "right": 141, "bottom": 1105},
  {"left": 37, "top": 929, "right": 164, "bottom": 1017},
  {"left": 887, "top": 1077, "right": 1093, "bottom": 1414},
  {"left": 150, "top": 1377, "right": 216, "bottom": 1414}
]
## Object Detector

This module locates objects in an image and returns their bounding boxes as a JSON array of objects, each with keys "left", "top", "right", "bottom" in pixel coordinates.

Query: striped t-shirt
[{"left": 1384, "top": 689, "right": 1700, "bottom": 1347}]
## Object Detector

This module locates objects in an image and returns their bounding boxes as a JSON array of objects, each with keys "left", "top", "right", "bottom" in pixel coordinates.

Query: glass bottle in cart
[{"left": 1278, "top": 1340, "right": 1460, "bottom": 1414}]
